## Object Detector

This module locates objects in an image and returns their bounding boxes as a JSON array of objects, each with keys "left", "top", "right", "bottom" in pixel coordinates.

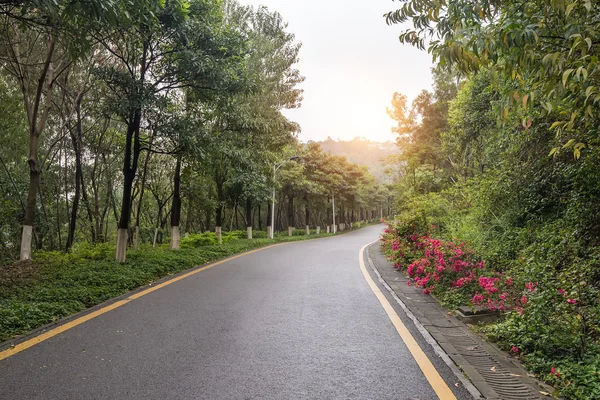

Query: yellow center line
[
  {"left": 1, "top": 228, "right": 379, "bottom": 362},
  {"left": 358, "top": 243, "right": 457, "bottom": 400},
  {"left": 0, "top": 243, "right": 284, "bottom": 361}
]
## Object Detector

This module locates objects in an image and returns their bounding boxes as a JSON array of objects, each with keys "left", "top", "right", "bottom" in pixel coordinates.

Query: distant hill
[{"left": 309, "top": 137, "right": 399, "bottom": 182}]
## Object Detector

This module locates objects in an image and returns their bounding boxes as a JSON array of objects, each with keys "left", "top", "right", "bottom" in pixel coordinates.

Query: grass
[{"left": 0, "top": 225, "right": 376, "bottom": 343}]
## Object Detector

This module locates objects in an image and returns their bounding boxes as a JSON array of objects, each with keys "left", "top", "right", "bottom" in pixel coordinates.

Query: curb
[{"left": 366, "top": 245, "right": 484, "bottom": 400}]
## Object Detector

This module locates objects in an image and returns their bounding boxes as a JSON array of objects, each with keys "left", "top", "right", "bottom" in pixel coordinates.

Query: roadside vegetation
[
  {"left": 0, "top": 0, "right": 389, "bottom": 265},
  {"left": 382, "top": 1, "right": 600, "bottom": 398}
]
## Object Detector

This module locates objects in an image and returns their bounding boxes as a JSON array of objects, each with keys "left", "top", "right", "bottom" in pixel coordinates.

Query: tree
[
  {"left": 94, "top": 0, "right": 245, "bottom": 261},
  {"left": 385, "top": 0, "right": 600, "bottom": 157}
]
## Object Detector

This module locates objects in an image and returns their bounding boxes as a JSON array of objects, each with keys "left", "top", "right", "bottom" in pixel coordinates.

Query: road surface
[{"left": 0, "top": 225, "right": 471, "bottom": 399}]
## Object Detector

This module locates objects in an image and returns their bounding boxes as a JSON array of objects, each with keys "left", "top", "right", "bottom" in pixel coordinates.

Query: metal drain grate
[
  {"left": 460, "top": 353, "right": 541, "bottom": 399},
  {"left": 441, "top": 330, "right": 542, "bottom": 398}
]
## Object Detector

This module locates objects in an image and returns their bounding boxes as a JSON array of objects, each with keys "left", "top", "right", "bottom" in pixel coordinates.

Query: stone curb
[{"left": 367, "top": 244, "right": 554, "bottom": 400}]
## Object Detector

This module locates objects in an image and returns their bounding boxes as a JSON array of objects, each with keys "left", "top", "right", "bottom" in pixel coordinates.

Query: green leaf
[
  {"left": 563, "top": 139, "right": 576, "bottom": 149},
  {"left": 550, "top": 121, "right": 562, "bottom": 129},
  {"left": 562, "top": 69, "right": 574, "bottom": 87}
]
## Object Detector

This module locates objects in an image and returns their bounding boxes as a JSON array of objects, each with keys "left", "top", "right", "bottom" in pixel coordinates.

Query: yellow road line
[
  {"left": 358, "top": 243, "right": 457, "bottom": 400},
  {"left": 0, "top": 243, "right": 283, "bottom": 361},
  {"left": 0, "top": 228, "right": 379, "bottom": 362}
]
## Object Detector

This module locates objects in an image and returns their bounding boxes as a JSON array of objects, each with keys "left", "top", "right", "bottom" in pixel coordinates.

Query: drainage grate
[{"left": 459, "top": 351, "right": 541, "bottom": 400}]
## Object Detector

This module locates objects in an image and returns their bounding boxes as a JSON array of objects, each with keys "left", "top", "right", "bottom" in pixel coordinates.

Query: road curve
[{"left": 0, "top": 225, "right": 468, "bottom": 399}]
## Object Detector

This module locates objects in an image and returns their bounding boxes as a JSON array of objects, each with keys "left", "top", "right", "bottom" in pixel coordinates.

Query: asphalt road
[{"left": 0, "top": 225, "right": 471, "bottom": 400}]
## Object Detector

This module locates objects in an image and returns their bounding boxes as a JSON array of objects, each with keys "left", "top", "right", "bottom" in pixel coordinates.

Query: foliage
[{"left": 383, "top": 34, "right": 600, "bottom": 394}]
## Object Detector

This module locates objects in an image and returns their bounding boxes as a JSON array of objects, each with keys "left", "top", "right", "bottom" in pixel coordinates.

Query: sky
[{"left": 242, "top": 0, "right": 433, "bottom": 143}]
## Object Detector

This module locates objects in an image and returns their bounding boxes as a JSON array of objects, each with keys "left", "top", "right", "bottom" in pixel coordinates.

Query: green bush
[
  {"left": 180, "top": 232, "right": 219, "bottom": 248},
  {"left": 251, "top": 230, "right": 268, "bottom": 239}
]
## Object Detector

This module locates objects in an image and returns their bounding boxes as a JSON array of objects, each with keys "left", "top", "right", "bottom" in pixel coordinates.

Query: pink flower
[
  {"left": 550, "top": 367, "right": 561, "bottom": 378},
  {"left": 525, "top": 282, "right": 537, "bottom": 291},
  {"left": 406, "top": 280, "right": 412, "bottom": 286},
  {"left": 520, "top": 296, "right": 528, "bottom": 305},
  {"left": 499, "top": 292, "right": 508, "bottom": 300},
  {"left": 511, "top": 346, "right": 519, "bottom": 353},
  {"left": 479, "top": 276, "right": 500, "bottom": 294},
  {"left": 505, "top": 277, "right": 513, "bottom": 286},
  {"left": 567, "top": 298, "right": 577, "bottom": 305},
  {"left": 472, "top": 292, "right": 485, "bottom": 305},
  {"left": 558, "top": 289, "right": 566, "bottom": 296},
  {"left": 515, "top": 306, "right": 523, "bottom": 315}
]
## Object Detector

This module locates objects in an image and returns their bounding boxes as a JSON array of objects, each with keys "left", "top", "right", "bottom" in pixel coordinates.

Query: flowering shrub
[
  {"left": 380, "top": 215, "right": 600, "bottom": 399},
  {"left": 381, "top": 218, "right": 524, "bottom": 310}
]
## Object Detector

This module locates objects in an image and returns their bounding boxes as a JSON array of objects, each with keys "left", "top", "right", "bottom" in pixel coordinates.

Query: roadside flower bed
[
  {"left": 380, "top": 216, "right": 600, "bottom": 399},
  {"left": 381, "top": 217, "right": 517, "bottom": 310}
]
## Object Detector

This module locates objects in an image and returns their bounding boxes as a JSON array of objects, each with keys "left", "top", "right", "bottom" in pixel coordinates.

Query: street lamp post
[
  {"left": 332, "top": 195, "right": 336, "bottom": 234},
  {"left": 270, "top": 156, "right": 299, "bottom": 239}
]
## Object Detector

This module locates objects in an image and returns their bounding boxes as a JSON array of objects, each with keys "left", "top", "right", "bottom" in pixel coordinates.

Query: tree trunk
[
  {"left": 66, "top": 94, "right": 89, "bottom": 251},
  {"left": 287, "top": 195, "right": 294, "bottom": 229},
  {"left": 116, "top": 108, "right": 142, "bottom": 262},
  {"left": 19, "top": 34, "right": 57, "bottom": 261},
  {"left": 66, "top": 137, "right": 81, "bottom": 251},
  {"left": 245, "top": 197, "right": 252, "bottom": 239},
  {"left": 205, "top": 208, "right": 211, "bottom": 233},
  {"left": 276, "top": 201, "right": 282, "bottom": 232},
  {"left": 304, "top": 193, "right": 310, "bottom": 235},
  {"left": 215, "top": 170, "right": 224, "bottom": 244},
  {"left": 21, "top": 150, "right": 40, "bottom": 260},
  {"left": 170, "top": 156, "right": 182, "bottom": 250},
  {"left": 134, "top": 135, "right": 153, "bottom": 250},
  {"left": 258, "top": 204, "right": 262, "bottom": 231},
  {"left": 185, "top": 201, "right": 192, "bottom": 234},
  {"left": 266, "top": 200, "right": 272, "bottom": 237}
]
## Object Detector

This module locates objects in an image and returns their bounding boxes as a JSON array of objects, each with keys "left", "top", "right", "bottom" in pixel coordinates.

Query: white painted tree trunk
[
  {"left": 247, "top": 226, "right": 252, "bottom": 239},
  {"left": 326, "top": 226, "right": 330, "bottom": 233},
  {"left": 216, "top": 226, "right": 222, "bottom": 244},
  {"left": 170, "top": 226, "right": 180, "bottom": 250},
  {"left": 288, "top": 226, "right": 293, "bottom": 236},
  {"left": 316, "top": 226, "right": 320, "bottom": 234},
  {"left": 305, "top": 225, "right": 310, "bottom": 235},
  {"left": 153, "top": 228, "right": 158, "bottom": 248},
  {"left": 267, "top": 225, "right": 272, "bottom": 239},
  {"left": 20, "top": 225, "right": 33, "bottom": 260},
  {"left": 116, "top": 228, "right": 128, "bottom": 263}
]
